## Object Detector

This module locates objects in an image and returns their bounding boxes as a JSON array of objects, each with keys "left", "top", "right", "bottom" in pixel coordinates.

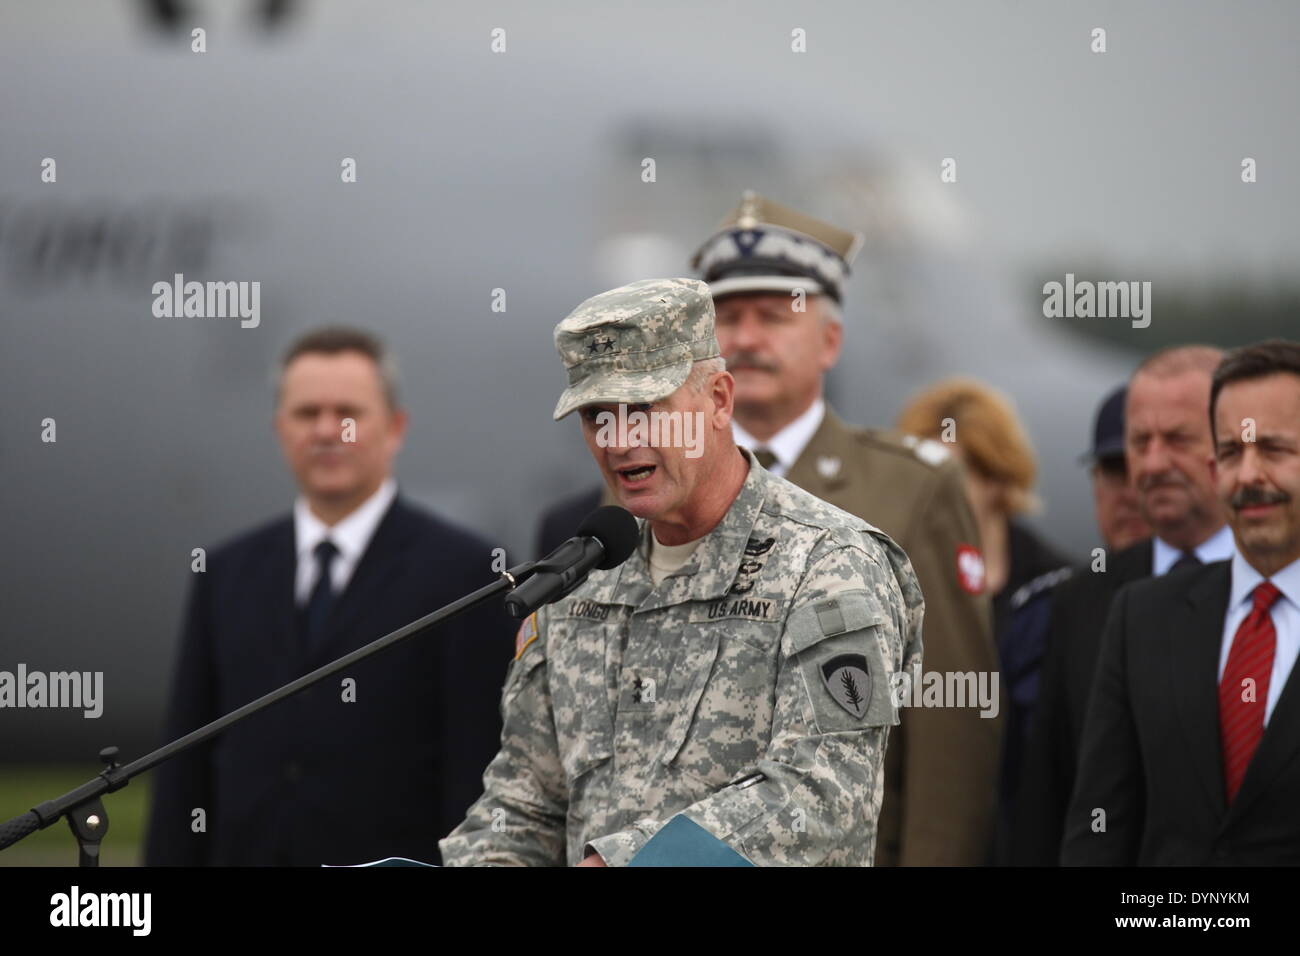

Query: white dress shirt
[
  {"left": 731, "top": 396, "right": 825, "bottom": 478},
  {"left": 1217, "top": 550, "right": 1300, "bottom": 727},
  {"left": 1152, "top": 524, "right": 1236, "bottom": 576},
  {"left": 293, "top": 477, "right": 398, "bottom": 605}
]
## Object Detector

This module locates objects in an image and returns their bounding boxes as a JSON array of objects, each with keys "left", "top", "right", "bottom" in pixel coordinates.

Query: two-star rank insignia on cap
[{"left": 821, "top": 653, "right": 872, "bottom": 719}]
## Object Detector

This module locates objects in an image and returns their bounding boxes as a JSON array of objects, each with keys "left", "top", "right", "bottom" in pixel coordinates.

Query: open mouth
[{"left": 617, "top": 464, "right": 656, "bottom": 485}]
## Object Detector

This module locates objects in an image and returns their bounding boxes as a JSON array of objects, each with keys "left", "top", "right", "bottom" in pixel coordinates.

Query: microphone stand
[{"left": 0, "top": 559, "right": 540, "bottom": 866}]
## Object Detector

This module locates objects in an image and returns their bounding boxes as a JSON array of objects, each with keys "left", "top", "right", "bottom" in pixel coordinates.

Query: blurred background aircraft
[{"left": 1, "top": 0, "right": 1296, "bottom": 860}]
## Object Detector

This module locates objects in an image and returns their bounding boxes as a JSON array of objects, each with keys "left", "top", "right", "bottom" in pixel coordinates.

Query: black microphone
[{"left": 504, "top": 506, "right": 639, "bottom": 619}]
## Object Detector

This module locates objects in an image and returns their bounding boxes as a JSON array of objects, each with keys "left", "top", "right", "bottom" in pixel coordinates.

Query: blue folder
[{"left": 627, "top": 816, "right": 755, "bottom": 867}]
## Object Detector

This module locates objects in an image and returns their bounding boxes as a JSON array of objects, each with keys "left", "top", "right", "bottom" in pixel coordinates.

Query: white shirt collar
[
  {"left": 293, "top": 477, "right": 398, "bottom": 567},
  {"left": 1152, "top": 523, "right": 1235, "bottom": 576},
  {"left": 1229, "top": 548, "right": 1300, "bottom": 614},
  {"left": 731, "top": 396, "right": 825, "bottom": 474}
]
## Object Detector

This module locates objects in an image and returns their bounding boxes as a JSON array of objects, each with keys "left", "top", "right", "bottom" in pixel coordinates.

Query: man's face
[
  {"left": 1090, "top": 456, "right": 1150, "bottom": 552},
  {"left": 1212, "top": 373, "right": 1300, "bottom": 573},
  {"left": 713, "top": 292, "right": 841, "bottom": 417},
  {"left": 274, "top": 351, "right": 406, "bottom": 505},
  {"left": 1125, "top": 369, "right": 1221, "bottom": 545},
  {"left": 578, "top": 370, "right": 733, "bottom": 523}
]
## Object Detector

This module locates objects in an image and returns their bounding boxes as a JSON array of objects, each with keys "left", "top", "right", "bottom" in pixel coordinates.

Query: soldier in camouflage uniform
[
  {"left": 692, "top": 193, "right": 1002, "bottom": 866},
  {"left": 440, "top": 277, "right": 924, "bottom": 866}
]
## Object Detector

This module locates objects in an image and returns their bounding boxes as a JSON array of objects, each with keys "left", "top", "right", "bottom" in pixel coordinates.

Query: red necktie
[{"left": 1219, "top": 580, "right": 1282, "bottom": 804}]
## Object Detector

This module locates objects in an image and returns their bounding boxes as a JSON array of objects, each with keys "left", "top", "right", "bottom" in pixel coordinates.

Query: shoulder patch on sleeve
[
  {"left": 514, "top": 612, "right": 539, "bottom": 660},
  {"left": 956, "top": 544, "right": 986, "bottom": 595},
  {"left": 785, "top": 591, "right": 899, "bottom": 731},
  {"left": 820, "top": 653, "right": 873, "bottom": 720}
]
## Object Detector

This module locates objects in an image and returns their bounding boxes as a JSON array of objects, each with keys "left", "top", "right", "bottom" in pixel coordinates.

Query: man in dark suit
[
  {"left": 1014, "top": 348, "right": 1232, "bottom": 864},
  {"left": 145, "top": 327, "right": 514, "bottom": 866},
  {"left": 1063, "top": 340, "right": 1300, "bottom": 864}
]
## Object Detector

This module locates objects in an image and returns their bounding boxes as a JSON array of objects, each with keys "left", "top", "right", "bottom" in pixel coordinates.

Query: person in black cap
[{"left": 1082, "top": 385, "right": 1150, "bottom": 552}]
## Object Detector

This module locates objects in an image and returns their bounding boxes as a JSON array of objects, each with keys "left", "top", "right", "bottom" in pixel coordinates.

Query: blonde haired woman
[{"left": 896, "top": 377, "right": 1072, "bottom": 865}]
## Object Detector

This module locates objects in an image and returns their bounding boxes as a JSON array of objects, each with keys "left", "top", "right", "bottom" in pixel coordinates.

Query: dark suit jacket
[
  {"left": 991, "top": 522, "right": 1074, "bottom": 866},
  {"left": 1012, "top": 538, "right": 1152, "bottom": 865},
  {"left": 535, "top": 486, "right": 602, "bottom": 560},
  {"left": 1062, "top": 560, "right": 1300, "bottom": 865},
  {"left": 144, "top": 494, "right": 515, "bottom": 866}
]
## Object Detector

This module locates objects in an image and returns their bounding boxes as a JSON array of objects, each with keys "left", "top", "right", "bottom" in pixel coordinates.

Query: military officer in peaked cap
[
  {"left": 692, "top": 192, "right": 1001, "bottom": 866},
  {"left": 440, "top": 277, "right": 923, "bottom": 866}
]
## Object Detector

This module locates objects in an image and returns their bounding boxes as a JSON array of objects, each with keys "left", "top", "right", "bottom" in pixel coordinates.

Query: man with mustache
[
  {"left": 689, "top": 192, "right": 999, "bottom": 866},
  {"left": 1015, "top": 345, "right": 1231, "bottom": 864},
  {"left": 441, "top": 278, "right": 923, "bottom": 866},
  {"left": 1063, "top": 339, "right": 1300, "bottom": 864}
]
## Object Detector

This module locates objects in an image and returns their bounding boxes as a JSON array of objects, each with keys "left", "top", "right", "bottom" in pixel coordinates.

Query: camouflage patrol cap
[{"left": 552, "top": 277, "right": 720, "bottom": 421}]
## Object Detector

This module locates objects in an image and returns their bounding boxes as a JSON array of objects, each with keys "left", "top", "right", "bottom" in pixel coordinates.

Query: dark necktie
[
  {"left": 753, "top": 447, "right": 778, "bottom": 470},
  {"left": 1169, "top": 550, "right": 1202, "bottom": 573},
  {"left": 1219, "top": 580, "right": 1281, "bottom": 805},
  {"left": 304, "top": 540, "right": 339, "bottom": 648}
]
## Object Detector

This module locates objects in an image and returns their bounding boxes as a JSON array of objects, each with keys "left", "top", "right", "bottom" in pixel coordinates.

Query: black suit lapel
[
  {"left": 312, "top": 497, "right": 416, "bottom": 662},
  {"left": 260, "top": 519, "right": 302, "bottom": 680},
  {"left": 1112, "top": 538, "right": 1153, "bottom": 585},
  {"left": 1170, "top": 562, "right": 1232, "bottom": 820},
  {"left": 1065, "top": 539, "right": 1152, "bottom": 721}
]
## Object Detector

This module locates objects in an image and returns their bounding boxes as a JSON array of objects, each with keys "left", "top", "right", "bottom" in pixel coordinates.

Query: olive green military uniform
[
  {"left": 439, "top": 448, "right": 924, "bottom": 866},
  {"left": 688, "top": 191, "right": 1001, "bottom": 866},
  {"left": 783, "top": 407, "right": 1000, "bottom": 866}
]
